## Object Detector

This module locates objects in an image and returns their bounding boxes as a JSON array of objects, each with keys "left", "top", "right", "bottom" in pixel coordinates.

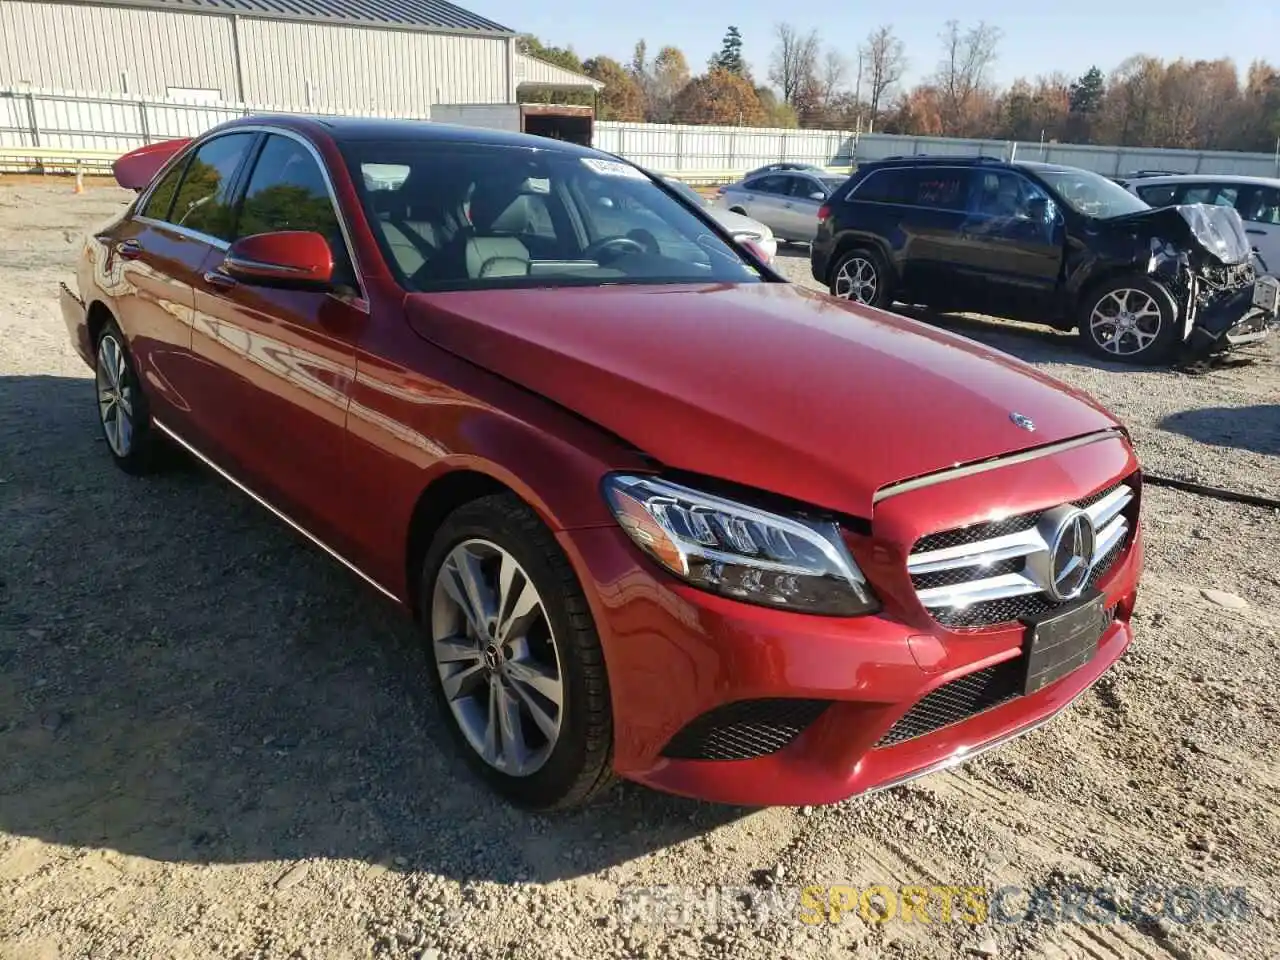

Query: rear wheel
[
  {"left": 420, "top": 494, "right": 614, "bottom": 810},
  {"left": 829, "top": 247, "right": 892, "bottom": 308},
  {"left": 94, "top": 319, "right": 164, "bottom": 474},
  {"left": 1077, "top": 276, "right": 1181, "bottom": 364}
]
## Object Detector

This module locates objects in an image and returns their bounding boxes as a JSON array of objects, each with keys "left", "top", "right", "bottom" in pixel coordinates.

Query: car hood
[
  {"left": 1103, "top": 203, "right": 1252, "bottom": 265},
  {"left": 403, "top": 283, "right": 1120, "bottom": 517},
  {"left": 707, "top": 207, "right": 772, "bottom": 237}
]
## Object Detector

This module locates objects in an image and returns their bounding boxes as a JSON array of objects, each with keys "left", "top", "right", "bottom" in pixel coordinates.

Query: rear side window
[
  {"left": 1240, "top": 186, "right": 1280, "bottom": 225},
  {"left": 853, "top": 167, "right": 969, "bottom": 210},
  {"left": 744, "top": 175, "right": 789, "bottom": 194},
  {"left": 169, "top": 133, "right": 256, "bottom": 241},
  {"left": 1136, "top": 183, "right": 1177, "bottom": 207},
  {"left": 140, "top": 160, "right": 186, "bottom": 221}
]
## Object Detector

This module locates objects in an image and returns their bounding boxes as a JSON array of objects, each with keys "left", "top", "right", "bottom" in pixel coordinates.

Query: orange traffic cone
[{"left": 73, "top": 164, "right": 84, "bottom": 194}]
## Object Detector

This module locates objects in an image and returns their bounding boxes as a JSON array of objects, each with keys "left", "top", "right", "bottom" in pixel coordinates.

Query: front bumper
[
  {"left": 560, "top": 437, "right": 1143, "bottom": 807},
  {"left": 1184, "top": 275, "right": 1278, "bottom": 357}
]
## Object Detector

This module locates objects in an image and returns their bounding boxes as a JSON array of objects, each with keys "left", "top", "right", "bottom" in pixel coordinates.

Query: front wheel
[
  {"left": 829, "top": 247, "right": 892, "bottom": 308},
  {"left": 1076, "top": 276, "right": 1182, "bottom": 365},
  {"left": 420, "top": 494, "right": 614, "bottom": 810}
]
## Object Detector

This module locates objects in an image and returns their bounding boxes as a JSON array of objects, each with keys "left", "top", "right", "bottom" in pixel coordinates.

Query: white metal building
[{"left": 0, "top": 0, "right": 600, "bottom": 115}]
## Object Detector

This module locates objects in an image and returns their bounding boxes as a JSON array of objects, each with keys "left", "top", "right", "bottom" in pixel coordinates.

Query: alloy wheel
[
  {"left": 834, "top": 256, "right": 878, "bottom": 303},
  {"left": 1089, "top": 288, "right": 1162, "bottom": 356},
  {"left": 96, "top": 334, "right": 134, "bottom": 457},
  {"left": 430, "top": 539, "right": 565, "bottom": 776}
]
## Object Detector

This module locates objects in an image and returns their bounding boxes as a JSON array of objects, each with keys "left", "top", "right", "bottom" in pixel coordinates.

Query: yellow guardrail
[{"left": 659, "top": 166, "right": 855, "bottom": 185}]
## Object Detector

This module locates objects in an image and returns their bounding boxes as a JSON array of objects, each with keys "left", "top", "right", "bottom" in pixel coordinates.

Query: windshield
[
  {"left": 341, "top": 141, "right": 761, "bottom": 291},
  {"left": 1035, "top": 168, "right": 1150, "bottom": 219}
]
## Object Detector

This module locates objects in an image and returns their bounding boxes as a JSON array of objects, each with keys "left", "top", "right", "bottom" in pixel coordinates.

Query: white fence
[{"left": 4, "top": 86, "right": 1279, "bottom": 180}]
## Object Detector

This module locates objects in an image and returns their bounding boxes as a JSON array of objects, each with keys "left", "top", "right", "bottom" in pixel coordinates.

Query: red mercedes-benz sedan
[{"left": 61, "top": 116, "right": 1143, "bottom": 810}]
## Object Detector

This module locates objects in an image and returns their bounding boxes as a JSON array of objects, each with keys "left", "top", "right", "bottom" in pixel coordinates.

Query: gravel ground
[{"left": 1, "top": 184, "right": 1278, "bottom": 960}]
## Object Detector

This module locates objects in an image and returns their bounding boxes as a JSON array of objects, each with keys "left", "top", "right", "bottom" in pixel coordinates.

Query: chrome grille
[{"left": 907, "top": 480, "right": 1136, "bottom": 630}]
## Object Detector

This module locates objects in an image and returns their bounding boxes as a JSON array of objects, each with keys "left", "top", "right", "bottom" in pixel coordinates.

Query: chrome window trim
[
  {"left": 153, "top": 419, "right": 398, "bottom": 602},
  {"left": 133, "top": 124, "right": 371, "bottom": 313},
  {"left": 134, "top": 215, "right": 231, "bottom": 251},
  {"left": 873, "top": 429, "right": 1125, "bottom": 504}
]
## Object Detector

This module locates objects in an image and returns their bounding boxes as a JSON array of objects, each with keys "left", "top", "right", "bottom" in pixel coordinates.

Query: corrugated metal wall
[
  {"left": 0, "top": 1, "right": 239, "bottom": 97},
  {"left": 0, "top": 1, "right": 513, "bottom": 112},
  {"left": 236, "top": 18, "right": 510, "bottom": 114}
]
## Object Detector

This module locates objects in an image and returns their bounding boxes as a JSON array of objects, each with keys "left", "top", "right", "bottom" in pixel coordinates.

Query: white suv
[{"left": 1121, "top": 174, "right": 1280, "bottom": 276}]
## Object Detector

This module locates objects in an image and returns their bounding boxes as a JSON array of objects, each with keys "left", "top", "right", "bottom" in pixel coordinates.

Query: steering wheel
[{"left": 584, "top": 235, "right": 648, "bottom": 265}]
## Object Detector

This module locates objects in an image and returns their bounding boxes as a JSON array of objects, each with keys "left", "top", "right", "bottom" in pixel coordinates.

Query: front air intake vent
[{"left": 661, "top": 698, "right": 831, "bottom": 761}]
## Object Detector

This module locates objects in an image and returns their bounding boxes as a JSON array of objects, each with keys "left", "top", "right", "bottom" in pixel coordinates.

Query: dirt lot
[{"left": 1, "top": 184, "right": 1278, "bottom": 960}]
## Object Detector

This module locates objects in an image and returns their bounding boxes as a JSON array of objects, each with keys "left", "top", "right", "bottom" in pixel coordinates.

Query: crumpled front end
[{"left": 1127, "top": 204, "right": 1279, "bottom": 358}]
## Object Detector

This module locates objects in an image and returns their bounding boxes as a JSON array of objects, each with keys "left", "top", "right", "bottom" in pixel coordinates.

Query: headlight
[{"left": 602, "top": 474, "right": 878, "bottom": 616}]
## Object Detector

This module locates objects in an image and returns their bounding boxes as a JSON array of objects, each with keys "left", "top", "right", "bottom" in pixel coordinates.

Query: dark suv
[{"left": 811, "top": 156, "right": 1279, "bottom": 364}]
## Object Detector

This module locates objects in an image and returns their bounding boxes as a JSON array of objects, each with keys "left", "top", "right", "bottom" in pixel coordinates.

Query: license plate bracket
[
  {"left": 1019, "top": 593, "right": 1108, "bottom": 695},
  {"left": 1253, "top": 275, "right": 1280, "bottom": 314}
]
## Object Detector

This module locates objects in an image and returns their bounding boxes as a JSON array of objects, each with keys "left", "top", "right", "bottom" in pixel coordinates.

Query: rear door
[
  {"left": 187, "top": 130, "right": 366, "bottom": 545},
  {"left": 1235, "top": 184, "right": 1280, "bottom": 277},
  {"left": 110, "top": 132, "right": 258, "bottom": 435}
]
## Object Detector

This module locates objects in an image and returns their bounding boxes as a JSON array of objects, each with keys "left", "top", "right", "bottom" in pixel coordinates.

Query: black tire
[
  {"left": 418, "top": 493, "right": 615, "bottom": 810},
  {"left": 829, "top": 246, "right": 893, "bottom": 308},
  {"left": 93, "top": 318, "right": 165, "bottom": 474},
  {"left": 1076, "top": 275, "right": 1182, "bottom": 365}
]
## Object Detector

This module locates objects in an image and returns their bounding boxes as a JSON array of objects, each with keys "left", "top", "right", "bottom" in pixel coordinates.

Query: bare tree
[
  {"left": 818, "top": 48, "right": 849, "bottom": 106},
  {"left": 862, "top": 25, "right": 907, "bottom": 128},
  {"left": 933, "top": 19, "right": 1001, "bottom": 135},
  {"left": 768, "top": 23, "right": 821, "bottom": 107}
]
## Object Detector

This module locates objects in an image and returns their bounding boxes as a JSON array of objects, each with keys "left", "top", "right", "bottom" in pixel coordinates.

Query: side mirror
[
  {"left": 1027, "top": 197, "right": 1050, "bottom": 222},
  {"left": 222, "top": 231, "right": 334, "bottom": 288},
  {"left": 809, "top": 191, "right": 826, "bottom": 201}
]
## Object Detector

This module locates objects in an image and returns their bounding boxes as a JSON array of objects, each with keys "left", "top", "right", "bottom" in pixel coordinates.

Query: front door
[
  {"left": 737, "top": 174, "right": 793, "bottom": 236},
  {"left": 188, "top": 131, "right": 366, "bottom": 547},
  {"left": 781, "top": 175, "right": 827, "bottom": 241},
  {"left": 954, "top": 169, "right": 1063, "bottom": 317}
]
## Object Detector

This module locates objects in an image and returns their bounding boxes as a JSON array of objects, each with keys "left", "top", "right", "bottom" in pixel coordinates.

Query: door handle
[
  {"left": 203, "top": 270, "right": 238, "bottom": 288},
  {"left": 1245, "top": 228, "right": 1265, "bottom": 235},
  {"left": 784, "top": 202, "right": 794, "bottom": 208},
  {"left": 116, "top": 239, "right": 143, "bottom": 260}
]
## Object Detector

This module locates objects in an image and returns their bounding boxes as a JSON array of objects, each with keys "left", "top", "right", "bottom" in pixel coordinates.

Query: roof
[
  {"left": 515, "top": 53, "right": 604, "bottom": 92},
  {"left": 1117, "top": 173, "right": 1280, "bottom": 187},
  {"left": 262, "top": 115, "right": 607, "bottom": 156},
  {"left": 89, "top": 0, "right": 512, "bottom": 36}
]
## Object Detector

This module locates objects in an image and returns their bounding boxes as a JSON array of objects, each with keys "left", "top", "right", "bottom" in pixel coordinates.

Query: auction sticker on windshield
[{"left": 581, "top": 158, "right": 648, "bottom": 180}]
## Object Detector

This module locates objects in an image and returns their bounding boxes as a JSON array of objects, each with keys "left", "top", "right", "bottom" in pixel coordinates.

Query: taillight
[{"left": 818, "top": 204, "right": 831, "bottom": 222}]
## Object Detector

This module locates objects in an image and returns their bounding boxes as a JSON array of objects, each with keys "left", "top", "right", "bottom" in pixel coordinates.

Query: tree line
[{"left": 520, "top": 23, "right": 1280, "bottom": 154}]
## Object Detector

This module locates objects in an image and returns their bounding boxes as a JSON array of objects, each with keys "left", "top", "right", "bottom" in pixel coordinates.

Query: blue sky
[{"left": 477, "top": 0, "right": 1280, "bottom": 91}]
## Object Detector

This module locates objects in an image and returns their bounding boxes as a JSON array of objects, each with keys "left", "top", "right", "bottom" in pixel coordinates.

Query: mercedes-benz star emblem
[
  {"left": 1009, "top": 411, "right": 1036, "bottom": 432},
  {"left": 1045, "top": 508, "right": 1096, "bottom": 601}
]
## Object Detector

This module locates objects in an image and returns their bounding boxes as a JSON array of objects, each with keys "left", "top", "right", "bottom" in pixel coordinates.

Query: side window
[
  {"left": 788, "top": 177, "right": 824, "bottom": 199},
  {"left": 1136, "top": 183, "right": 1177, "bottom": 207},
  {"left": 746, "top": 175, "right": 788, "bottom": 195},
  {"left": 913, "top": 170, "right": 968, "bottom": 210},
  {"left": 973, "top": 171, "right": 1047, "bottom": 218},
  {"left": 140, "top": 159, "right": 187, "bottom": 221},
  {"left": 1177, "top": 184, "right": 1217, "bottom": 205},
  {"left": 1239, "top": 186, "right": 1280, "bottom": 225},
  {"left": 169, "top": 133, "right": 256, "bottom": 241},
  {"left": 852, "top": 168, "right": 912, "bottom": 203},
  {"left": 853, "top": 167, "right": 968, "bottom": 209},
  {"left": 237, "top": 133, "right": 353, "bottom": 283},
  {"left": 237, "top": 135, "right": 341, "bottom": 240}
]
